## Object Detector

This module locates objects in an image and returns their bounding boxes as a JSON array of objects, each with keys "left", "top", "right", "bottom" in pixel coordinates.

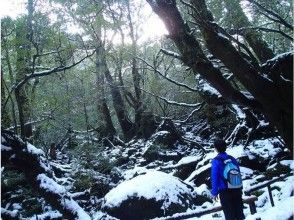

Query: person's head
[{"left": 213, "top": 139, "right": 227, "bottom": 153}]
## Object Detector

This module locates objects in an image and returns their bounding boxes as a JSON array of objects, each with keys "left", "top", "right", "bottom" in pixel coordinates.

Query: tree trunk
[
  {"left": 95, "top": 48, "right": 116, "bottom": 138},
  {"left": 146, "top": 0, "right": 293, "bottom": 150},
  {"left": 96, "top": 46, "right": 135, "bottom": 141},
  {"left": 126, "top": 2, "right": 145, "bottom": 131},
  {"left": 146, "top": 0, "right": 261, "bottom": 109},
  {"left": 2, "top": 24, "right": 22, "bottom": 133},
  {"left": 14, "top": 0, "right": 34, "bottom": 138},
  {"left": 105, "top": 68, "right": 135, "bottom": 141},
  {"left": 1, "top": 70, "right": 11, "bottom": 127},
  {"left": 190, "top": 0, "right": 293, "bottom": 150}
]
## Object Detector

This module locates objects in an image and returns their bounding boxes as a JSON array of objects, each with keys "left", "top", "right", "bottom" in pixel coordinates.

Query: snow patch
[
  {"left": 177, "top": 156, "right": 200, "bottom": 166},
  {"left": 61, "top": 198, "right": 91, "bottom": 220},
  {"left": 26, "top": 143, "right": 45, "bottom": 156},
  {"left": 1, "top": 208, "right": 18, "bottom": 218},
  {"left": 102, "top": 170, "right": 193, "bottom": 210},
  {"left": 28, "top": 211, "right": 62, "bottom": 220},
  {"left": 226, "top": 145, "right": 247, "bottom": 158},
  {"left": 123, "top": 166, "right": 149, "bottom": 180},
  {"left": 37, "top": 174, "right": 66, "bottom": 194},
  {"left": 231, "top": 104, "right": 246, "bottom": 119},
  {"left": 245, "top": 196, "right": 294, "bottom": 220},
  {"left": 1, "top": 144, "right": 12, "bottom": 151},
  {"left": 246, "top": 138, "right": 282, "bottom": 159},
  {"left": 280, "top": 160, "right": 294, "bottom": 169}
]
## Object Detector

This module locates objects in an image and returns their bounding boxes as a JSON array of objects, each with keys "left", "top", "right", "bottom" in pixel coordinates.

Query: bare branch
[
  {"left": 35, "top": 49, "right": 66, "bottom": 58},
  {"left": 140, "top": 87, "right": 202, "bottom": 107},
  {"left": 247, "top": 0, "right": 293, "bottom": 30},
  {"left": 174, "top": 102, "right": 205, "bottom": 124},
  {"left": 136, "top": 56, "right": 199, "bottom": 92},
  {"left": 14, "top": 50, "right": 95, "bottom": 90},
  {"left": 6, "top": 116, "right": 53, "bottom": 131},
  {"left": 253, "top": 27, "right": 293, "bottom": 41}
]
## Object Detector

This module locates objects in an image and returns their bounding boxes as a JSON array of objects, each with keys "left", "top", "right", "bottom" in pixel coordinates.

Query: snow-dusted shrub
[
  {"left": 73, "top": 171, "right": 94, "bottom": 191},
  {"left": 101, "top": 171, "right": 197, "bottom": 219},
  {"left": 95, "top": 157, "right": 116, "bottom": 174}
]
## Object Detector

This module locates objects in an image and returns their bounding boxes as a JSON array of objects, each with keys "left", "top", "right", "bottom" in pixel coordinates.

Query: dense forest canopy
[
  {"left": 1, "top": 0, "right": 293, "bottom": 149},
  {"left": 1, "top": 0, "right": 293, "bottom": 218}
]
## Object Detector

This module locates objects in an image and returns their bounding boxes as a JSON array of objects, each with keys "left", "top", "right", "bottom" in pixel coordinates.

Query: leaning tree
[{"left": 146, "top": 0, "right": 293, "bottom": 151}]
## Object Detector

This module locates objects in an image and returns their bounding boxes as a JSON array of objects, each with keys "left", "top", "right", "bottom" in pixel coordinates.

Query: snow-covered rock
[{"left": 101, "top": 170, "right": 196, "bottom": 219}]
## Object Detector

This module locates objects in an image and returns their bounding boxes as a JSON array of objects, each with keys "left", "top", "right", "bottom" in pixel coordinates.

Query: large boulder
[{"left": 101, "top": 171, "right": 196, "bottom": 219}]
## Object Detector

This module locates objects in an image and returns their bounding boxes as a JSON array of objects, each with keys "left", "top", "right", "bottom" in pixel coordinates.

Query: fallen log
[
  {"left": 151, "top": 195, "right": 258, "bottom": 220},
  {"left": 1, "top": 129, "right": 91, "bottom": 220}
]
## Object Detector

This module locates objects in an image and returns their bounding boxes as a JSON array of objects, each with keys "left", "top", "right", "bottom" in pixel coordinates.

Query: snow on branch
[
  {"left": 160, "top": 48, "right": 183, "bottom": 60},
  {"left": 174, "top": 102, "right": 205, "bottom": 124},
  {"left": 140, "top": 87, "right": 203, "bottom": 108}
]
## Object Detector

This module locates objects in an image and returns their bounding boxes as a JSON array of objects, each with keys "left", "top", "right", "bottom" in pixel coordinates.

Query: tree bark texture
[
  {"left": 1, "top": 71, "right": 11, "bottom": 127},
  {"left": 96, "top": 46, "right": 135, "bottom": 141},
  {"left": 190, "top": 0, "right": 293, "bottom": 150},
  {"left": 95, "top": 48, "right": 117, "bottom": 138},
  {"left": 146, "top": 0, "right": 260, "bottom": 110},
  {"left": 14, "top": 0, "right": 34, "bottom": 138},
  {"left": 126, "top": 2, "right": 145, "bottom": 131},
  {"left": 146, "top": 0, "right": 293, "bottom": 150}
]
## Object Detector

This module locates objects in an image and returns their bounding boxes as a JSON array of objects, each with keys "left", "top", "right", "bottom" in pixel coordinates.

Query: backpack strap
[{"left": 214, "top": 156, "right": 228, "bottom": 182}]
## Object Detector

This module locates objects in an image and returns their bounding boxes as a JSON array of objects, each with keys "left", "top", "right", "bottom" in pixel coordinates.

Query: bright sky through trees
[
  {"left": 0, "top": 0, "right": 26, "bottom": 19},
  {"left": 0, "top": 0, "right": 168, "bottom": 42}
]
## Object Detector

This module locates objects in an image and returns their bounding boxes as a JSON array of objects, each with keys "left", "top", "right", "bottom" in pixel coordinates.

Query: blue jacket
[{"left": 210, "top": 152, "right": 240, "bottom": 196}]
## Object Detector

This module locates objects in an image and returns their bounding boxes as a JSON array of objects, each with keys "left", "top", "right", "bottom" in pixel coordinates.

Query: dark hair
[{"left": 213, "top": 139, "right": 227, "bottom": 153}]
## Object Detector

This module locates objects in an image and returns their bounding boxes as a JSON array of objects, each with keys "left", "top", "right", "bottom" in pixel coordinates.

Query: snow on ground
[
  {"left": 177, "top": 155, "right": 200, "bottom": 166},
  {"left": 28, "top": 211, "right": 62, "bottom": 220},
  {"left": 175, "top": 174, "right": 294, "bottom": 220},
  {"left": 1, "top": 144, "right": 12, "bottom": 151},
  {"left": 280, "top": 160, "right": 294, "bottom": 169},
  {"left": 162, "top": 155, "right": 202, "bottom": 169},
  {"left": 245, "top": 138, "right": 283, "bottom": 159},
  {"left": 185, "top": 163, "right": 211, "bottom": 183},
  {"left": 122, "top": 166, "right": 149, "bottom": 180},
  {"left": 102, "top": 170, "right": 193, "bottom": 210},
  {"left": 93, "top": 211, "right": 119, "bottom": 220},
  {"left": 61, "top": 197, "right": 91, "bottom": 220},
  {"left": 1, "top": 208, "right": 19, "bottom": 218},
  {"left": 245, "top": 196, "right": 294, "bottom": 220},
  {"left": 226, "top": 145, "right": 247, "bottom": 158}
]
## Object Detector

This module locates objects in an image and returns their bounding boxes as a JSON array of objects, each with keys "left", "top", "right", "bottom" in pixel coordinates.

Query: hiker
[
  {"left": 49, "top": 143, "right": 57, "bottom": 160},
  {"left": 210, "top": 139, "right": 244, "bottom": 220}
]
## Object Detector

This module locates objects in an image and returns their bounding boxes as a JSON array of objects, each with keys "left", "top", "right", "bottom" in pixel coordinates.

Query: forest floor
[{"left": 1, "top": 123, "right": 293, "bottom": 220}]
